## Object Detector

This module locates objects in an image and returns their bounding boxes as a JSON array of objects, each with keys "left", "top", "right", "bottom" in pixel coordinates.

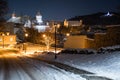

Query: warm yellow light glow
[
  {"left": 2, "top": 33, "right": 5, "bottom": 36},
  {"left": 66, "top": 33, "right": 70, "bottom": 36},
  {"left": 43, "top": 34, "right": 46, "bottom": 37},
  {"left": 6, "top": 32, "right": 10, "bottom": 36},
  {"left": 25, "top": 33, "right": 28, "bottom": 37},
  {"left": 57, "top": 24, "right": 60, "bottom": 28}
]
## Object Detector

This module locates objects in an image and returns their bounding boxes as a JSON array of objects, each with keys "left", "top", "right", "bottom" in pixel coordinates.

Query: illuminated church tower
[
  {"left": 7, "top": 12, "right": 21, "bottom": 23},
  {"left": 12, "top": 12, "right": 16, "bottom": 18},
  {"left": 24, "top": 11, "right": 49, "bottom": 32},
  {"left": 36, "top": 12, "right": 43, "bottom": 24}
]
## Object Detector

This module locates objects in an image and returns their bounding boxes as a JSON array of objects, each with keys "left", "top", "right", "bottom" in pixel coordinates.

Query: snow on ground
[
  {"left": 0, "top": 49, "right": 86, "bottom": 80},
  {"left": 31, "top": 51, "right": 120, "bottom": 80},
  {"left": 20, "top": 43, "right": 120, "bottom": 80}
]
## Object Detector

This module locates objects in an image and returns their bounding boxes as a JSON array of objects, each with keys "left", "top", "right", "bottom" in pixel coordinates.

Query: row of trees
[
  {"left": 0, "top": 0, "right": 8, "bottom": 32},
  {"left": 25, "top": 27, "right": 55, "bottom": 51}
]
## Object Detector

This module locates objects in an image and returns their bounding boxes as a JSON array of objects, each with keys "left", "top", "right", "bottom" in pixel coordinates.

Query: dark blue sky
[{"left": 8, "top": 0, "right": 120, "bottom": 21}]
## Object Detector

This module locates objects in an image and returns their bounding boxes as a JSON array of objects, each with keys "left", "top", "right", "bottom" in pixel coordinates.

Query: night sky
[{"left": 8, "top": 0, "right": 120, "bottom": 21}]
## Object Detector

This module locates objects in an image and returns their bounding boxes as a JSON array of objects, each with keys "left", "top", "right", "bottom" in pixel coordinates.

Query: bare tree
[{"left": 41, "top": 34, "right": 54, "bottom": 51}]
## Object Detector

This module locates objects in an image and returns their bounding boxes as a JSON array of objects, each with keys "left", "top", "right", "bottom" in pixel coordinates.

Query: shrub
[{"left": 60, "top": 48, "right": 95, "bottom": 54}]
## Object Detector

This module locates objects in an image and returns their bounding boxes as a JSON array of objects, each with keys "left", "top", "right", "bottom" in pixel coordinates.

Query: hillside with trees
[{"left": 69, "top": 12, "right": 120, "bottom": 25}]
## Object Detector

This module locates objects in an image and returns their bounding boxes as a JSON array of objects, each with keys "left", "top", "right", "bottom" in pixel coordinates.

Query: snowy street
[{"left": 0, "top": 49, "right": 85, "bottom": 80}]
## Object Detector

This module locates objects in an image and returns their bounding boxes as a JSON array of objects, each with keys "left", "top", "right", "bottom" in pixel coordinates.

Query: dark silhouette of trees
[
  {"left": 0, "top": 0, "right": 8, "bottom": 31},
  {"left": 0, "top": 0, "right": 8, "bottom": 20},
  {"left": 116, "top": 5, "right": 120, "bottom": 13}
]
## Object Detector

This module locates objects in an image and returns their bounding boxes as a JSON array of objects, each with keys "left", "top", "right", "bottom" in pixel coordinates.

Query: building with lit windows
[{"left": 0, "top": 32, "right": 16, "bottom": 48}]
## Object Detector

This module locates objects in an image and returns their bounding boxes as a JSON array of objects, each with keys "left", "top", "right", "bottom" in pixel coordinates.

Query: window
[
  {"left": 10, "top": 37, "right": 13, "bottom": 41},
  {"left": 0, "top": 38, "right": 2, "bottom": 41}
]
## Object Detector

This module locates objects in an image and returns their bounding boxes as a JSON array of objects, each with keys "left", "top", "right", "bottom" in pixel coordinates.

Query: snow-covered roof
[{"left": 7, "top": 17, "right": 21, "bottom": 23}]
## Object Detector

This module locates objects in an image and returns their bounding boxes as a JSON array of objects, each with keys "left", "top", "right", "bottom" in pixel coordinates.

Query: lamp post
[
  {"left": 2, "top": 34, "right": 5, "bottom": 48},
  {"left": 24, "top": 33, "right": 28, "bottom": 53},
  {"left": 54, "top": 25, "right": 57, "bottom": 59},
  {"left": 42, "top": 34, "right": 46, "bottom": 38},
  {"left": 25, "top": 33, "right": 28, "bottom": 39},
  {"left": 42, "top": 34, "right": 47, "bottom": 51},
  {"left": 54, "top": 24, "right": 60, "bottom": 59}
]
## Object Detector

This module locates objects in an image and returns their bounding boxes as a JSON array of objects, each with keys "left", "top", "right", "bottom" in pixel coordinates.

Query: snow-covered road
[{"left": 0, "top": 49, "right": 85, "bottom": 80}]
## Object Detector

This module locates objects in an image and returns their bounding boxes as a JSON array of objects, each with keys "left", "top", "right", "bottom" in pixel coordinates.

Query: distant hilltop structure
[
  {"left": 103, "top": 12, "right": 113, "bottom": 17},
  {"left": 7, "top": 11, "right": 49, "bottom": 32},
  {"left": 68, "top": 12, "right": 120, "bottom": 25}
]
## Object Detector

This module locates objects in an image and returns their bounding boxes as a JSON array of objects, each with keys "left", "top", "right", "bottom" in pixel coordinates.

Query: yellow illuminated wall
[
  {"left": 64, "top": 35, "right": 87, "bottom": 49},
  {"left": 0, "top": 35, "right": 16, "bottom": 46}
]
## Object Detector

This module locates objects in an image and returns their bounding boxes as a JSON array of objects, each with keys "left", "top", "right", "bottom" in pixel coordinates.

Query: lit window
[
  {"left": 10, "top": 38, "right": 13, "bottom": 41},
  {"left": 0, "top": 38, "right": 2, "bottom": 41},
  {"left": 7, "top": 32, "right": 10, "bottom": 36}
]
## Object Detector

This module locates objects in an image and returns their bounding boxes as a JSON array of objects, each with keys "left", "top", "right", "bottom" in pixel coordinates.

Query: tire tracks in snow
[
  {"left": 11, "top": 56, "right": 38, "bottom": 80},
  {"left": 27, "top": 56, "right": 113, "bottom": 80},
  {"left": 2, "top": 56, "right": 38, "bottom": 80},
  {"left": 18, "top": 56, "right": 85, "bottom": 80}
]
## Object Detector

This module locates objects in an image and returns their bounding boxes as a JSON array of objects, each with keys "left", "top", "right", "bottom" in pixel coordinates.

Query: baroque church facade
[{"left": 8, "top": 12, "right": 50, "bottom": 32}]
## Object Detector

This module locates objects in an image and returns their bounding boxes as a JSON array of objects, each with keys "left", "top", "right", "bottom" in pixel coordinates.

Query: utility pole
[
  {"left": 2, "top": 34, "right": 5, "bottom": 48},
  {"left": 54, "top": 25, "right": 57, "bottom": 59}
]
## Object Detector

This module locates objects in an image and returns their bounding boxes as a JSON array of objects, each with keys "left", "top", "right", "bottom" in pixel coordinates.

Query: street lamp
[
  {"left": 2, "top": 34, "right": 5, "bottom": 48},
  {"left": 42, "top": 34, "right": 47, "bottom": 51},
  {"left": 25, "top": 33, "right": 28, "bottom": 38},
  {"left": 24, "top": 33, "right": 28, "bottom": 53},
  {"left": 54, "top": 25, "right": 57, "bottom": 59},
  {"left": 66, "top": 33, "right": 70, "bottom": 37},
  {"left": 24, "top": 33, "right": 28, "bottom": 43},
  {"left": 42, "top": 34, "right": 46, "bottom": 38}
]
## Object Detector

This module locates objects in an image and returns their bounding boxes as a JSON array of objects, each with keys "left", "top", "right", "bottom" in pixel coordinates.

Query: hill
[{"left": 68, "top": 12, "right": 120, "bottom": 25}]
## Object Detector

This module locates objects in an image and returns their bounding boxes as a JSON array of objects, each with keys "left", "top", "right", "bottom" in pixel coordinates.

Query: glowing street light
[
  {"left": 2, "top": 33, "right": 5, "bottom": 48},
  {"left": 66, "top": 33, "right": 70, "bottom": 36},
  {"left": 25, "top": 33, "right": 28, "bottom": 37},
  {"left": 24, "top": 33, "right": 28, "bottom": 53},
  {"left": 42, "top": 34, "right": 46, "bottom": 38}
]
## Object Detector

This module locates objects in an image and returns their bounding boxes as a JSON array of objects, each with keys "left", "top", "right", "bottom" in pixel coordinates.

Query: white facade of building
[{"left": 24, "top": 12, "right": 49, "bottom": 32}]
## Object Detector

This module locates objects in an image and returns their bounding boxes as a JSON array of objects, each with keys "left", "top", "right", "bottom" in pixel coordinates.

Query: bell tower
[
  {"left": 12, "top": 11, "right": 16, "bottom": 18},
  {"left": 36, "top": 12, "right": 43, "bottom": 24}
]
